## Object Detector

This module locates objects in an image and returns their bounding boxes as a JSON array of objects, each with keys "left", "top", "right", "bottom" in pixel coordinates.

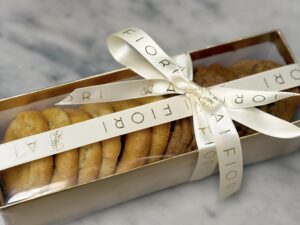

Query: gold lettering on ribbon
[
  {"left": 252, "top": 95, "right": 266, "bottom": 103},
  {"left": 213, "top": 114, "right": 224, "bottom": 123},
  {"left": 290, "top": 69, "right": 300, "bottom": 80},
  {"left": 163, "top": 104, "right": 172, "bottom": 116},
  {"left": 131, "top": 112, "right": 145, "bottom": 124},
  {"left": 26, "top": 140, "right": 37, "bottom": 152},
  {"left": 166, "top": 83, "right": 176, "bottom": 93},
  {"left": 114, "top": 117, "right": 125, "bottom": 129},
  {"left": 141, "top": 84, "right": 153, "bottom": 95},
  {"left": 82, "top": 92, "right": 91, "bottom": 101},
  {"left": 199, "top": 127, "right": 211, "bottom": 135},
  {"left": 235, "top": 94, "right": 243, "bottom": 104},
  {"left": 50, "top": 130, "right": 64, "bottom": 152},
  {"left": 274, "top": 74, "right": 285, "bottom": 84}
]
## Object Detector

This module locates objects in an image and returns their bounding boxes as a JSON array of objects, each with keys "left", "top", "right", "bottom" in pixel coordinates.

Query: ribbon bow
[{"left": 58, "top": 28, "right": 300, "bottom": 198}]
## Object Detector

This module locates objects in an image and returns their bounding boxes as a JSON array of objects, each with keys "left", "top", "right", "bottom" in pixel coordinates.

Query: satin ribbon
[{"left": 57, "top": 27, "right": 300, "bottom": 198}]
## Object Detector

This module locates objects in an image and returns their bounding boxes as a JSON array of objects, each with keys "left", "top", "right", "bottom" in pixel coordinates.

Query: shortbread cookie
[
  {"left": 186, "top": 137, "right": 197, "bottom": 152},
  {"left": 179, "top": 118, "right": 194, "bottom": 154},
  {"left": 194, "top": 64, "right": 231, "bottom": 87},
  {"left": 80, "top": 103, "right": 122, "bottom": 178},
  {"left": 64, "top": 108, "right": 102, "bottom": 184},
  {"left": 3, "top": 111, "right": 53, "bottom": 197},
  {"left": 42, "top": 108, "right": 78, "bottom": 188},
  {"left": 111, "top": 100, "right": 152, "bottom": 173},
  {"left": 165, "top": 118, "right": 193, "bottom": 157},
  {"left": 165, "top": 120, "right": 182, "bottom": 156},
  {"left": 136, "top": 96, "right": 171, "bottom": 163},
  {"left": 229, "top": 59, "right": 281, "bottom": 78}
]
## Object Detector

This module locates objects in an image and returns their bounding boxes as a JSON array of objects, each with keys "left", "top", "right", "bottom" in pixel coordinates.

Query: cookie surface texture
[
  {"left": 42, "top": 107, "right": 78, "bottom": 188},
  {"left": 3, "top": 111, "right": 53, "bottom": 198}
]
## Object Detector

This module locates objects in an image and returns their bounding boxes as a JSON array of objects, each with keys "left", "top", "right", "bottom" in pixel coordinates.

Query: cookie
[
  {"left": 64, "top": 108, "right": 102, "bottom": 184},
  {"left": 136, "top": 96, "right": 171, "bottom": 163},
  {"left": 111, "top": 100, "right": 152, "bottom": 173},
  {"left": 165, "top": 118, "right": 193, "bottom": 157},
  {"left": 186, "top": 137, "right": 197, "bottom": 152},
  {"left": 194, "top": 64, "right": 232, "bottom": 87},
  {"left": 3, "top": 111, "right": 53, "bottom": 197},
  {"left": 179, "top": 118, "right": 194, "bottom": 154},
  {"left": 42, "top": 108, "right": 78, "bottom": 188},
  {"left": 80, "top": 103, "right": 121, "bottom": 178},
  {"left": 229, "top": 59, "right": 281, "bottom": 77}
]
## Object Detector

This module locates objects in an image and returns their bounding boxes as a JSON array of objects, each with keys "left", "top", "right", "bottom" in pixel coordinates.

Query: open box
[{"left": 0, "top": 30, "right": 300, "bottom": 225}]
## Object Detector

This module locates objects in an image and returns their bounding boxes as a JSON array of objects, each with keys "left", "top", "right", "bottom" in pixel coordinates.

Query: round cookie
[
  {"left": 64, "top": 108, "right": 102, "bottom": 184},
  {"left": 80, "top": 103, "right": 122, "bottom": 178},
  {"left": 3, "top": 111, "right": 53, "bottom": 198},
  {"left": 186, "top": 137, "right": 197, "bottom": 152},
  {"left": 194, "top": 64, "right": 232, "bottom": 87},
  {"left": 136, "top": 96, "right": 171, "bottom": 163},
  {"left": 111, "top": 100, "right": 152, "bottom": 173},
  {"left": 42, "top": 108, "right": 78, "bottom": 188},
  {"left": 229, "top": 59, "right": 281, "bottom": 77},
  {"left": 165, "top": 118, "right": 193, "bottom": 157},
  {"left": 179, "top": 118, "right": 194, "bottom": 154},
  {"left": 165, "top": 120, "right": 182, "bottom": 157}
]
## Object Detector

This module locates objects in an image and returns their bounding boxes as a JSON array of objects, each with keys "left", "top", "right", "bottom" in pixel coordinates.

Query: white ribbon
[{"left": 57, "top": 28, "right": 300, "bottom": 198}]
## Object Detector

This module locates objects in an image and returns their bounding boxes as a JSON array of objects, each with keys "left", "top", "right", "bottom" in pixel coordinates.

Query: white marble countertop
[{"left": 0, "top": 0, "right": 300, "bottom": 224}]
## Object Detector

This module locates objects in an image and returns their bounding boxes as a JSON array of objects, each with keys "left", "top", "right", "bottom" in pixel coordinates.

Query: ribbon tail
[
  {"left": 204, "top": 106, "right": 243, "bottom": 199},
  {"left": 189, "top": 96, "right": 218, "bottom": 181},
  {"left": 227, "top": 107, "right": 300, "bottom": 138}
]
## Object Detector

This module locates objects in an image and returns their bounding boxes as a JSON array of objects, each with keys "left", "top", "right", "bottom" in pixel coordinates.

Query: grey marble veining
[{"left": 0, "top": 0, "right": 300, "bottom": 224}]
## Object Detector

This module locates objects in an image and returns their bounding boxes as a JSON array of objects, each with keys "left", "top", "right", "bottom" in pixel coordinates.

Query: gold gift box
[{"left": 0, "top": 30, "right": 299, "bottom": 225}]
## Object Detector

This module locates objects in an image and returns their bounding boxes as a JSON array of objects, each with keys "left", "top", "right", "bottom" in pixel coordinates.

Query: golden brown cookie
[
  {"left": 229, "top": 59, "right": 281, "bottom": 77},
  {"left": 186, "top": 137, "right": 197, "bottom": 152},
  {"left": 194, "top": 64, "right": 233, "bottom": 87},
  {"left": 179, "top": 118, "right": 194, "bottom": 154},
  {"left": 165, "top": 118, "right": 193, "bottom": 157},
  {"left": 42, "top": 108, "right": 78, "bottom": 188},
  {"left": 3, "top": 111, "right": 53, "bottom": 197},
  {"left": 64, "top": 108, "right": 102, "bottom": 184},
  {"left": 111, "top": 100, "right": 152, "bottom": 173},
  {"left": 136, "top": 96, "right": 171, "bottom": 163},
  {"left": 80, "top": 103, "right": 122, "bottom": 178}
]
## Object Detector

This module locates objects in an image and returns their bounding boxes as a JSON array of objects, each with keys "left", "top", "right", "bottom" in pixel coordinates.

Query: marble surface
[{"left": 1, "top": 0, "right": 300, "bottom": 224}]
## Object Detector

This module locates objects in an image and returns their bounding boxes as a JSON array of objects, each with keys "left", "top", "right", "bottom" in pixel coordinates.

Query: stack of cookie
[
  {"left": 1, "top": 98, "right": 194, "bottom": 203},
  {"left": 1, "top": 59, "right": 298, "bottom": 203}
]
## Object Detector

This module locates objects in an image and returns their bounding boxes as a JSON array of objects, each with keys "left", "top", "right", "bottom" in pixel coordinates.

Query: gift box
[{"left": 0, "top": 29, "right": 299, "bottom": 225}]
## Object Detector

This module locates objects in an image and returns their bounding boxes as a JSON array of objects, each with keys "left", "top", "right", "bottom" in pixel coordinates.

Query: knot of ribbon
[{"left": 58, "top": 27, "right": 300, "bottom": 198}]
